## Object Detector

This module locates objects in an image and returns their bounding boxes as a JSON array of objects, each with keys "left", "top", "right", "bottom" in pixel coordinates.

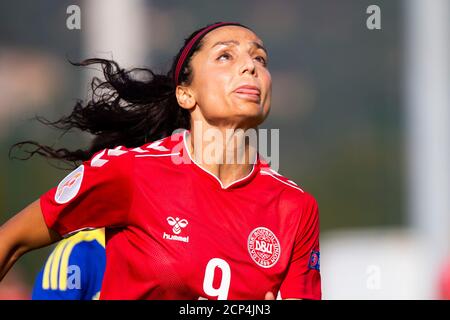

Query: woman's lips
[
  {"left": 234, "top": 86, "right": 261, "bottom": 102},
  {"left": 235, "top": 88, "right": 260, "bottom": 94}
]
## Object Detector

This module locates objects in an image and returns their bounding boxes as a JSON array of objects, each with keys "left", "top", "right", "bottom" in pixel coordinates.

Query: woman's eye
[
  {"left": 255, "top": 56, "right": 267, "bottom": 66},
  {"left": 218, "top": 53, "right": 232, "bottom": 61}
]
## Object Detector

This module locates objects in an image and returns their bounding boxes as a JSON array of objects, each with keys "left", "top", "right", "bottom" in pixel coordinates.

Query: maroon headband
[{"left": 174, "top": 22, "right": 247, "bottom": 85}]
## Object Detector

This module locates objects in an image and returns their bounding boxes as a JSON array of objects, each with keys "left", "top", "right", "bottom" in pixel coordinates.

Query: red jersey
[{"left": 40, "top": 129, "right": 321, "bottom": 300}]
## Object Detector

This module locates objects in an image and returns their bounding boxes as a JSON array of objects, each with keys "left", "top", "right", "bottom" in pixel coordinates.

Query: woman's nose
[{"left": 239, "top": 55, "right": 257, "bottom": 76}]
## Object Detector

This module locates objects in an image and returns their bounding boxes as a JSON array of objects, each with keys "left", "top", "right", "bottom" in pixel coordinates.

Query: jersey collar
[{"left": 180, "top": 129, "right": 261, "bottom": 190}]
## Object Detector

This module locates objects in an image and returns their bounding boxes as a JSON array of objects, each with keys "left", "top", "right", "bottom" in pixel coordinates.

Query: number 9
[{"left": 203, "top": 258, "right": 231, "bottom": 300}]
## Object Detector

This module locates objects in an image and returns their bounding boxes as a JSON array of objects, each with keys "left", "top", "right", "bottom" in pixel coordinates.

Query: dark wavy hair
[{"left": 9, "top": 22, "right": 228, "bottom": 168}]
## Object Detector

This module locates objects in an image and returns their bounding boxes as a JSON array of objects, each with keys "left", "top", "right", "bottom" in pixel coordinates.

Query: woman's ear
[{"left": 176, "top": 85, "right": 196, "bottom": 110}]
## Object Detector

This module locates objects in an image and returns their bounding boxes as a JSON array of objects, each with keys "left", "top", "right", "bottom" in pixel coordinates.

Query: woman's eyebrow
[{"left": 211, "top": 40, "right": 268, "bottom": 55}]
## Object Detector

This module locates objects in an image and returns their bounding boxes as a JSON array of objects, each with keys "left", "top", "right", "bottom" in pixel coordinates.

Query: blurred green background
[{"left": 0, "top": 0, "right": 403, "bottom": 295}]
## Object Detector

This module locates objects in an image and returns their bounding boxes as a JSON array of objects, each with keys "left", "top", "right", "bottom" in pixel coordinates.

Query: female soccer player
[{"left": 0, "top": 22, "right": 321, "bottom": 300}]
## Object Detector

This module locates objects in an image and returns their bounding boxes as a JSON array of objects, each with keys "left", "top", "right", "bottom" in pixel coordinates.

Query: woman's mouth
[{"left": 234, "top": 85, "right": 261, "bottom": 102}]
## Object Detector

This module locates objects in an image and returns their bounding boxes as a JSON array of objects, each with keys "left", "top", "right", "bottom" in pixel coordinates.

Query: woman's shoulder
[
  {"left": 258, "top": 160, "right": 316, "bottom": 204},
  {"left": 87, "top": 131, "right": 185, "bottom": 168},
  {"left": 123, "top": 132, "right": 183, "bottom": 158},
  {"left": 133, "top": 131, "right": 185, "bottom": 157}
]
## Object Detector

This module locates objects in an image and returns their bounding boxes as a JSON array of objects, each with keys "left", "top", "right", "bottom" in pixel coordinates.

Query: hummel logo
[
  {"left": 163, "top": 217, "right": 190, "bottom": 243},
  {"left": 167, "top": 216, "right": 188, "bottom": 234}
]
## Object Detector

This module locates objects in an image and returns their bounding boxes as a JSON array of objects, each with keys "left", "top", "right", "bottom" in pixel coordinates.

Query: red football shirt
[{"left": 40, "top": 129, "right": 321, "bottom": 300}]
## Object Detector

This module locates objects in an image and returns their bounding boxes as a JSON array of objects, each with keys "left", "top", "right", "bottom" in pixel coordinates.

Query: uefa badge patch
[
  {"left": 308, "top": 250, "right": 320, "bottom": 271},
  {"left": 247, "top": 227, "right": 281, "bottom": 268},
  {"left": 55, "top": 165, "right": 84, "bottom": 204}
]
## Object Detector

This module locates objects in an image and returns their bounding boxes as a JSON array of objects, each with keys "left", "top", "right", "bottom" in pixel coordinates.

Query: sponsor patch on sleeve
[
  {"left": 55, "top": 165, "right": 84, "bottom": 204},
  {"left": 308, "top": 250, "right": 320, "bottom": 271}
]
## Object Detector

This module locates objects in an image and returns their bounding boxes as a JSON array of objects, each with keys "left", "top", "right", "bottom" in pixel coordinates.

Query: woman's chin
[
  {"left": 234, "top": 101, "right": 265, "bottom": 115},
  {"left": 238, "top": 103, "right": 265, "bottom": 121},
  {"left": 234, "top": 108, "right": 267, "bottom": 128}
]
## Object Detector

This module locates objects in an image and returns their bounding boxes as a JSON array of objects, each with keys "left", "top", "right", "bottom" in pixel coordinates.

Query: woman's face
[{"left": 182, "top": 26, "right": 272, "bottom": 130}]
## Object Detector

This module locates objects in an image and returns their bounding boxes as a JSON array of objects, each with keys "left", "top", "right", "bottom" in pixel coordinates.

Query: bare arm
[{"left": 0, "top": 199, "right": 61, "bottom": 281}]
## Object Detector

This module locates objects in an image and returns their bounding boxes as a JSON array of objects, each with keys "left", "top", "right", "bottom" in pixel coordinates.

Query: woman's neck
[{"left": 186, "top": 123, "right": 258, "bottom": 188}]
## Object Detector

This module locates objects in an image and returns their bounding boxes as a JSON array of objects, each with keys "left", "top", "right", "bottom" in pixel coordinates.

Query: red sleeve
[
  {"left": 279, "top": 194, "right": 321, "bottom": 300},
  {"left": 39, "top": 147, "right": 133, "bottom": 237}
]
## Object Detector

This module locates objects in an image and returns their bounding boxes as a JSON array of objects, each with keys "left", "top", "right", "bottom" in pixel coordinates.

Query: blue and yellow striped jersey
[{"left": 32, "top": 229, "right": 105, "bottom": 300}]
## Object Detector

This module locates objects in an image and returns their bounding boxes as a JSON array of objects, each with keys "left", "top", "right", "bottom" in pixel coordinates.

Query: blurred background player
[
  {"left": 32, "top": 229, "right": 105, "bottom": 300},
  {"left": 438, "top": 257, "right": 450, "bottom": 299}
]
